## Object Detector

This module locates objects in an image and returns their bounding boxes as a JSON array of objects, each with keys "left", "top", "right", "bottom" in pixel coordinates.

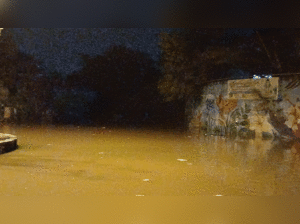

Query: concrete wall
[{"left": 188, "top": 77, "right": 300, "bottom": 140}]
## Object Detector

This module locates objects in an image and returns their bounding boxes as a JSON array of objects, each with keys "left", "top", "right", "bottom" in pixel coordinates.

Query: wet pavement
[{"left": 0, "top": 125, "right": 299, "bottom": 196}]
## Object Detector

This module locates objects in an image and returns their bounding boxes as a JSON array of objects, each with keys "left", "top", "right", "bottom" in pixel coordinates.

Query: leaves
[
  {"left": 72, "top": 45, "right": 165, "bottom": 123},
  {"left": 158, "top": 30, "right": 228, "bottom": 101},
  {"left": 0, "top": 29, "right": 51, "bottom": 123}
]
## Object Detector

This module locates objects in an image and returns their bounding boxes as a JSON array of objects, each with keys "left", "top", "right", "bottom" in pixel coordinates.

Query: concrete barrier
[{"left": 0, "top": 133, "right": 17, "bottom": 154}]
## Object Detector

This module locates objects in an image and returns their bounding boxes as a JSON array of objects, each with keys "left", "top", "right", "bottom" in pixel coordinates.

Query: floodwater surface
[{"left": 0, "top": 125, "right": 299, "bottom": 196}]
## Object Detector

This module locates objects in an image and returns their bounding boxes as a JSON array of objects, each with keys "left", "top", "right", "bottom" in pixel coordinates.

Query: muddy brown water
[{"left": 0, "top": 125, "right": 299, "bottom": 196}]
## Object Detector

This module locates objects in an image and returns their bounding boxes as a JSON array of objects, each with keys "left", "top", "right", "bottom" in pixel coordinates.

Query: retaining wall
[{"left": 188, "top": 77, "right": 300, "bottom": 140}]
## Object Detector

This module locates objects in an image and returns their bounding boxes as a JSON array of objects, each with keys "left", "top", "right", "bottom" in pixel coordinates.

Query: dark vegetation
[
  {"left": 0, "top": 29, "right": 185, "bottom": 129},
  {"left": 1, "top": 28, "right": 300, "bottom": 129},
  {"left": 158, "top": 29, "right": 300, "bottom": 103},
  {"left": 65, "top": 45, "right": 185, "bottom": 129}
]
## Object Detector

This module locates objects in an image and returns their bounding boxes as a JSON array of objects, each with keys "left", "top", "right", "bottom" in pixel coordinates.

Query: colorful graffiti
[
  {"left": 216, "top": 94, "right": 238, "bottom": 120},
  {"left": 189, "top": 78, "right": 300, "bottom": 141},
  {"left": 286, "top": 99, "right": 300, "bottom": 138}
]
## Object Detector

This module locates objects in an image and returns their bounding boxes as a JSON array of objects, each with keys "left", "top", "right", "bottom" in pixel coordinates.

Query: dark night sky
[
  {"left": 10, "top": 28, "right": 173, "bottom": 75},
  {"left": 8, "top": 28, "right": 257, "bottom": 76}
]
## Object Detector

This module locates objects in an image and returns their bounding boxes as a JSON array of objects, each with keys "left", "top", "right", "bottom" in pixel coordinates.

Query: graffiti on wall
[
  {"left": 228, "top": 77, "right": 279, "bottom": 100},
  {"left": 189, "top": 78, "right": 300, "bottom": 141},
  {"left": 285, "top": 99, "right": 300, "bottom": 138}
]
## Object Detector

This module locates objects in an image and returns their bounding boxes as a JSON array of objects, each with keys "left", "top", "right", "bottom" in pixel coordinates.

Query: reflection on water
[{"left": 0, "top": 125, "right": 299, "bottom": 196}]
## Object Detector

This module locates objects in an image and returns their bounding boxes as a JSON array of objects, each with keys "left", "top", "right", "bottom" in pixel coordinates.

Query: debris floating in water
[
  {"left": 143, "top": 179, "right": 150, "bottom": 182},
  {"left": 177, "top": 159, "right": 187, "bottom": 162},
  {"left": 215, "top": 194, "right": 222, "bottom": 196},
  {"left": 47, "top": 144, "right": 52, "bottom": 146},
  {"left": 99, "top": 152, "right": 104, "bottom": 154}
]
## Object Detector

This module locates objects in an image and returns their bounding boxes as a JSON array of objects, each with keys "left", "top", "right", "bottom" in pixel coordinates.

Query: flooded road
[{"left": 0, "top": 125, "right": 299, "bottom": 196}]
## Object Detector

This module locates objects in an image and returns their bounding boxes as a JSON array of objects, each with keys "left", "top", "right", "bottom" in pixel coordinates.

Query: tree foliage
[
  {"left": 0, "top": 29, "right": 52, "bottom": 123},
  {"left": 158, "top": 29, "right": 234, "bottom": 101},
  {"left": 69, "top": 45, "right": 163, "bottom": 125},
  {"left": 158, "top": 29, "right": 300, "bottom": 102},
  {"left": 229, "top": 29, "right": 300, "bottom": 89},
  {"left": 228, "top": 29, "right": 300, "bottom": 74}
]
